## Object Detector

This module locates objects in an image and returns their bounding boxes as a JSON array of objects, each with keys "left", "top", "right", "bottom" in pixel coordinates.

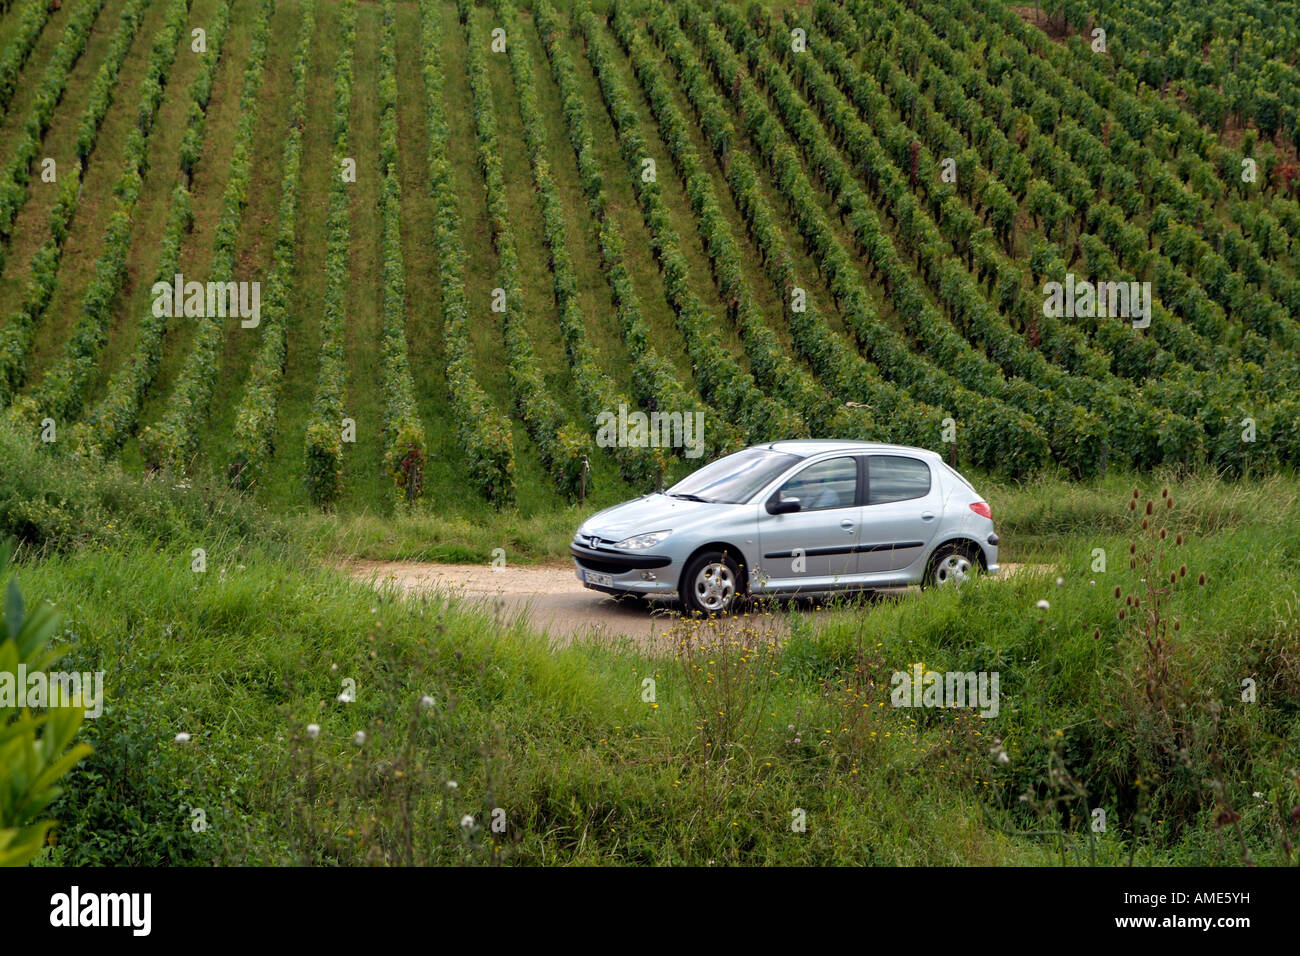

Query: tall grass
[{"left": 7, "top": 419, "right": 1298, "bottom": 864}]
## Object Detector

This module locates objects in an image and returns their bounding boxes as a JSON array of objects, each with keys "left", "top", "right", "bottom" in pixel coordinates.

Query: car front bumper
[{"left": 569, "top": 543, "right": 678, "bottom": 596}]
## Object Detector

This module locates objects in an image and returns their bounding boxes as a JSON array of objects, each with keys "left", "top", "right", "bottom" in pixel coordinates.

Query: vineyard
[{"left": 1, "top": 0, "right": 1298, "bottom": 517}]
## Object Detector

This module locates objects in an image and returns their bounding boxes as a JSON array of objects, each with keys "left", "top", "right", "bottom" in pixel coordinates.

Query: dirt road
[{"left": 346, "top": 560, "right": 1039, "bottom": 645}]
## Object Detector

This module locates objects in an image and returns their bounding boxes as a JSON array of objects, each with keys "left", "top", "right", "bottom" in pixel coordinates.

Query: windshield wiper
[{"left": 667, "top": 492, "right": 714, "bottom": 503}]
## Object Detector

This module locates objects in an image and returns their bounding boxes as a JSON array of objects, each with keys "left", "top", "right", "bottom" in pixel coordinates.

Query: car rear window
[{"left": 868, "top": 455, "right": 932, "bottom": 504}]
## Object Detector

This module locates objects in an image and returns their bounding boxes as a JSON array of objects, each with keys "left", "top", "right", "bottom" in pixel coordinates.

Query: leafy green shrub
[{"left": 0, "top": 541, "right": 91, "bottom": 866}]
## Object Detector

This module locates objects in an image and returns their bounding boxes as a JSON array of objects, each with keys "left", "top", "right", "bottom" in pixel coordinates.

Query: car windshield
[{"left": 665, "top": 448, "right": 800, "bottom": 504}]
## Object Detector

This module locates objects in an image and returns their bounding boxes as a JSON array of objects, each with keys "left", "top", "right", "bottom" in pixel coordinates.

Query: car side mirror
[{"left": 767, "top": 495, "right": 801, "bottom": 515}]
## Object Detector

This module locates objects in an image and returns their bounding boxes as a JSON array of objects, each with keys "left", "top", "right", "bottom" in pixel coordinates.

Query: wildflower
[
  {"left": 1036, "top": 599, "right": 1050, "bottom": 610},
  {"left": 419, "top": 695, "right": 435, "bottom": 708},
  {"left": 446, "top": 780, "right": 458, "bottom": 790},
  {"left": 306, "top": 723, "right": 320, "bottom": 739},
  {"left": 175, "top": 732, "right": 191, "bottom": 744},
  {"left": 460, "top": 815, "right": 475, "bottom": 830},
  {"left": 353, "top": 731, "right": 366, "bottom": 746}
]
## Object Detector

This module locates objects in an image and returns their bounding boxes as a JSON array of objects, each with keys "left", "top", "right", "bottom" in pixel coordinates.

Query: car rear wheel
[
  {"left": 925, "top": 544, "right": 978, "bottom": 589},
  {"left": 681, "top": 551, "right": 742, "bottom": 616}
]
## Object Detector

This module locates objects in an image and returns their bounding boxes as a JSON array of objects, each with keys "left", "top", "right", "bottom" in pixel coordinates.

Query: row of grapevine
[
  {"left": 829, "top": 0, "right": 1235, "bottom": 389},
  {"left": 618, "top": 4, "right": 926, "bottom": 446},
  {"left": 9, "top": 0, "right": 192, "bottom": 428},
  {"left": 375, "top": 0, "right": 426, "bottom": 501},
  {"left": 823, "top": 3, "right": 1216, "bottom": 379},
  {"left": 1022, "top": 0, "right": 1294, "bottom": 192},
  {"left": 908, "top": 0, "right": 1300, "bottom": 464},
  {"left": 574, "top": 0, "right": 807, "bottom": 446},
  {"left": 299, "top": 0, "right": 355, "bottom": 505},
  {"left": 825, "top": 0, "right": 1298, "bottom": 471},
  {"left": 626, "top": 4, "right": 946, "bottom": 452},
  {"left": 495, "top": 0, "right": 714, "bottom": 484},
  {"left": 757, "top": 4, "right": 1198, "bottom": 471},
  {"left": 701, "top": 1, "right": 1115, "bottom": 473},
  {"left": 416, "top": 0, "right": 515, "bottom": 505},
  {"left": 788, "top": 3, "right": 1277, "bottom": 471},
  {"left": 0, "top": 172, "right": 77, "bottom": 407},
  {"left": 137, "top": 0, "right": 275, "bottom": 474},
  {"left": 67, "top": 0, "right": 237, "bottom": 461},
  {"left": 0, "top": 0, "right": 55, "bottom": 119},
  {"left": 0, "top": 0, "right": 106, "bottom": 270},
  {"left": 75, "top": 0, "right": 149, "bottom": 166},
  {"left": 670, "top": 0, "right": 1049, "bottom": 476},
  {"left": 946, "top": 0, "right": 1300, "bottom": 355},
  {"left": 462, "top": 2, "right": 599, "bottom": 496},
  {"left": 605, "top": 5, "right": 859, "bottom": 442},
  {"left": 0, "top": 0, "right": 149, "bottom": 407},
  {"left": 227, "top": 0, "right": 317, "bottom": 490},
  {"left": 531, "top": 0, "right": 740, "bottom": 459}
]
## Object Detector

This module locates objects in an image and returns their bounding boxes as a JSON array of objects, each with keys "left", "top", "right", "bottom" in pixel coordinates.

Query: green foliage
[
  {"left": 0, "top": 541, "right": 92, "bottom": 867},
  {"left": 418, "top": 0, "right": 516, "bottom": 504},
  {"left": 576, "top": 0, "right": 807, "bottom": 447},
  {"left": 139, "top": 0, "right": 274, "bottom": 475},
  {"left": 69, "top": 0, "right": 232, "bottom": 461},
  {"left": 229, "top": 0, "right": 317, "bottom": 491},
  {"left": 534, "top": 0, "right": 738, "bottom": 460},
  {"left": 14, "top": 0, "right": 192, "bottom": 429},
  {"left": 0, "top": 0, "right": 108, "bottom": 267},
  {"left": 376, "top": 1, "right": 427, "bottom": 503}
]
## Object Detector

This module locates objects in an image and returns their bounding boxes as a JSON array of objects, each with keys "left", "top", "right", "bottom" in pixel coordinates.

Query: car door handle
[
  {"left": 920, "top": 512, "right": 935, "bottom": 521},
  {"left": 840, "top": 520, "right": 855, "bottom": 532}
]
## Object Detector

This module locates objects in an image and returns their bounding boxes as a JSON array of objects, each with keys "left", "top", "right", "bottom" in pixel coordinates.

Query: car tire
[
  {"left": 924, "top": 543, "right": 979, "bottom": 589},
  {"left": 680, "top": 550, "right": 743, "bottom": 616}
]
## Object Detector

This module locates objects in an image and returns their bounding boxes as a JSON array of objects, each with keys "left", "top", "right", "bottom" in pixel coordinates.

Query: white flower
[
  {"left": 306, "top": 724, "right": 320, "bottom": 739},
  {"left": 1253, "top": 791, "right": 1264, "bottom": 799},
  {"left": 330, "top": 663, "right": 338, "bottom": 672},
  {"left": 174, "top": 732, "right": 191, "bottom": 744},
  {"left": 460, "top": 814, "right": 474, "bottom": 829},
  {"left": 353, "top": 731, "right": 366, "bottom": 746},
  {"left": 446, "top": 780, "right": 458, "bottom": 790},
  {"left": 996, "top": 750, "right": 1010, "bottom": 765},
  {"left": 419, "top": 695, "right": 435, "bottom": 709},
  {"left": 1055, "top": 577, "right": 1064, "bottom": 587},
  {"left": 1036, "top": 599, "right": 1050, "bottom": 610},
  {"left": 337, "top": 689, "right": 355, "bottom": 703}
]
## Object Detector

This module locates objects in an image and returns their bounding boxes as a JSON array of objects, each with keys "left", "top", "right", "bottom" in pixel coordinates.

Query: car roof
[{"left": 759, "top": 440, "right": 943, "bottom": 460}]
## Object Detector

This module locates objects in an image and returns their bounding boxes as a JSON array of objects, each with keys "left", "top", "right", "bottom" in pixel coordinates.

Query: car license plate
[{"left": 584, "top": 570, "right": 614, "bottom": 588}]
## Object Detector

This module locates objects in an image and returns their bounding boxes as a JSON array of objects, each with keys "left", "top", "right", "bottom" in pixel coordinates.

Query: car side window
[
  {"left": 868, "top": 455, "right": 932, "bottom": 504},
  {"left": 777, "top": 457, "right": 858, "bottom": 511}
]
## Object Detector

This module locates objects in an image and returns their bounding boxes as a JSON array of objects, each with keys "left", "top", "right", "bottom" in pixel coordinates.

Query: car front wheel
[{"left": 681, "top": 551, "right": 742, "bottom": 616}]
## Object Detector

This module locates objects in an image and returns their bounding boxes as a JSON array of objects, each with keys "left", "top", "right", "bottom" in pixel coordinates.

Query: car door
[
  {"left": 857, "top": 455, "right": 942, "bottom": 573},
  {"left": 757, "top": 456, "right": 862, "bottom": 586}
]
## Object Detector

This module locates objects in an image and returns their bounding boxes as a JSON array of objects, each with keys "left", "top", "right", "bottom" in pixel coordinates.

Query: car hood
[{"left": 578, "top": 494, "right": 734, "bottom": 540}]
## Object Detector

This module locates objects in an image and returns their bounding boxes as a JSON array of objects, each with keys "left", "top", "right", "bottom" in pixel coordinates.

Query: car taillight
[{"left": 970, "top": 502, "right": 992, "bottom": 520}]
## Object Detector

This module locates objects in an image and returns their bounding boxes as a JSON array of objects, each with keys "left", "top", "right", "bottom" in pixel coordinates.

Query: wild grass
[{"left": 6, "top": 419, "right": 1298, "bottom": 865}]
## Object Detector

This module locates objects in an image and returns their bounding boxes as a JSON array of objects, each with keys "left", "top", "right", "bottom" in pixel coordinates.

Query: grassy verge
[{"left": 4, "top": 419, "right": 1298, "bottom": 865}]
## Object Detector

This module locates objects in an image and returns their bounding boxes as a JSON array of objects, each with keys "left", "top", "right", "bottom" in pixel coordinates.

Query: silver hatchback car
[{"left": 571, "top": 441, "right": 999, "bottom": 615}]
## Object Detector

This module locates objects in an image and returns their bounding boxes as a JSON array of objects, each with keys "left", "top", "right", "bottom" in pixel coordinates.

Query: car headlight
[{"left": 614, "top": 530, "right": 672, "bottom": 550}]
